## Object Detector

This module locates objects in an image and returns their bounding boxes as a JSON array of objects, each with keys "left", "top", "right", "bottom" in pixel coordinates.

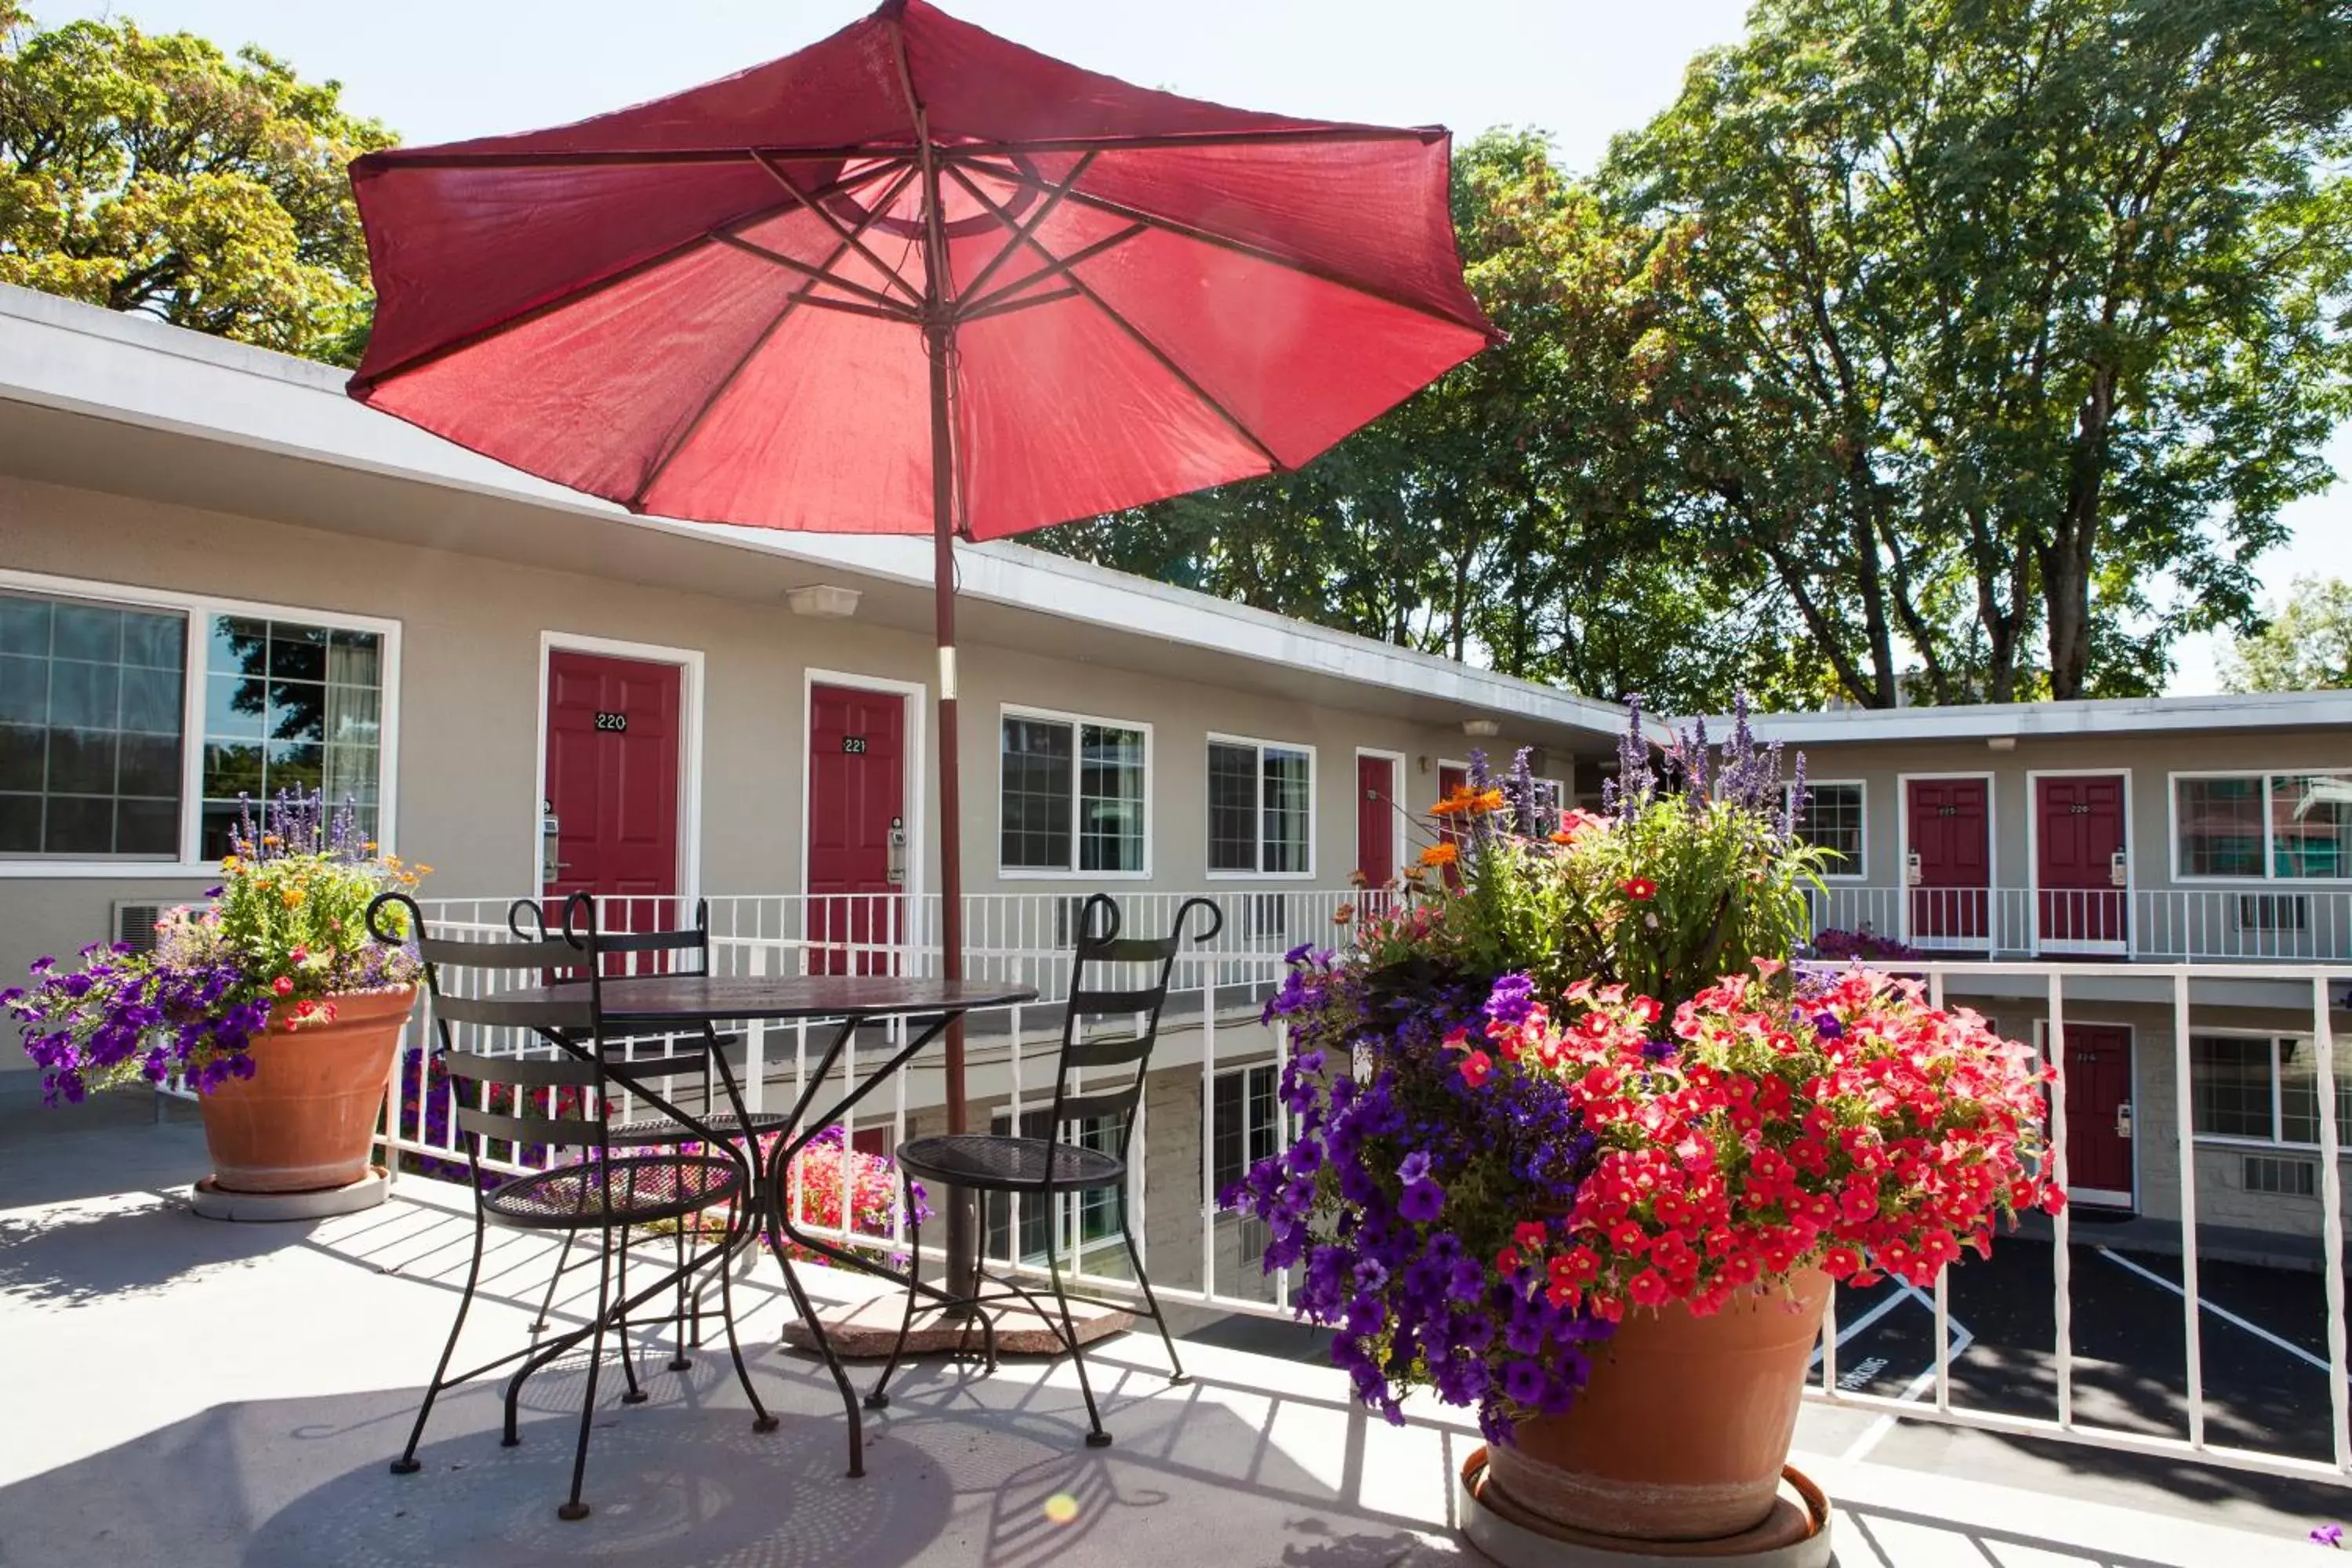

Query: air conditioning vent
[
  {"left": 2237, "top": 894, "right": 2310, "bottom": 933},
  {"left": 2243, "top": 1154, "right": 2316, "bottom": 1197},
  {"left": 111, "top": 902, "right": 166, "bottom": 955}
]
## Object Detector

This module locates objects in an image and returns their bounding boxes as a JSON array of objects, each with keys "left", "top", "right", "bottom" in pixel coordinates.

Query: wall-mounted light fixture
[
  {"left": 786, "top": 583, "right": 862, "bottom": 619},
  {"left": 1987, "top": 736, "right": 2017, "bottom": 753},
  {"left": 1462, "top": 719, "right": 1501, "bottom": 739}
]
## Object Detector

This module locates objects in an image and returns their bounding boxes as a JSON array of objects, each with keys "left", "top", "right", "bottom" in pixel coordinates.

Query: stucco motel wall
[{"left": 0, "top": 474, "right": 1564, "bottom": 1073}]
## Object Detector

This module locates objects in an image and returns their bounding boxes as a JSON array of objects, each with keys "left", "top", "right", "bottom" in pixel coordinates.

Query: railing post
[
  {"left": 2171, "top": 970, "right": 2206, "bottom": 1450},
  {"left": 2316, "top": 970, "right": 2349, "bottom": 1475},
  {"left": 2050, "top": 970, "right": 2074, "bottom": 1431}
]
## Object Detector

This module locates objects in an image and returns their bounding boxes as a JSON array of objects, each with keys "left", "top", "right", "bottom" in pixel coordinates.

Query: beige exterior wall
[
  {"left": 1784, "top": 731, "right": 2352, "bottom": 899},
  {"left": 0, "top": 474, "right": 1572, "bottom": 1073}
]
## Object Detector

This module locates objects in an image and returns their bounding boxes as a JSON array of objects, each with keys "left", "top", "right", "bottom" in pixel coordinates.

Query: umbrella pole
[{"left": 927, "top": 320, "right": 978, "bottom": 1305}]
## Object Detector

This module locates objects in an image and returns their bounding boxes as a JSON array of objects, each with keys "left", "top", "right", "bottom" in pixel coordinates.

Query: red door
[
  {"left": 2037, "top": 775, "right": 2127, "bottom": 949},
  {"left": 1906, "top": 779, "right": 1989, "bottom": 946},
  {"left": 1356, "top": 754, "right": 1397, "bottom": 906},
  {"left": 807, "top": 684, "right": 906, "bottom": 975},
  {"left": 543, "top": 651, "right": 681, "bottom": 938},
  {"left": 2056, "top": 1023, "right": 2133, "bottom": 1208},
  {"left": 1436, "top": 763, "right": 1468, "bottom": 888}
]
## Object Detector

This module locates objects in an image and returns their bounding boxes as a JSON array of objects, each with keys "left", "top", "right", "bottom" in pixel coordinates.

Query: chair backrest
[
  {"left": 506, "top": 893, "right": 713, "bottom": 978},
  {"left": 367, "top": 893, "right": 698, "bottom": 1164},
  {"left": 1039, "top": 895, "right": 1222, "bottom": 1171}
]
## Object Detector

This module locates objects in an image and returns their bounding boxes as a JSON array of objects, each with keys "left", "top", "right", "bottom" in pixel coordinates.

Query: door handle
[
  {"left": 1905, "top": 851, "right": 1922, "bottom": 887},
  {"left": 886, "top": 815, "right": 907, "bottom": 887},
  {"left": 2114, "top": 1102, "right": 2133, "bottom": 1140}
]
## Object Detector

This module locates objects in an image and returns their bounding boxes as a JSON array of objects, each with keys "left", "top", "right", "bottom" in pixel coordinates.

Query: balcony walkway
[{"left": 0, "top": 1091, "right": 2339, "bottom": 1567}]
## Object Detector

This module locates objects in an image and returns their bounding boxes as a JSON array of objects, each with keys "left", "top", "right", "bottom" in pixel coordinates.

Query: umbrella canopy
[{"left": 344, "top": 0, "right": 1494, "bottom": 1164}]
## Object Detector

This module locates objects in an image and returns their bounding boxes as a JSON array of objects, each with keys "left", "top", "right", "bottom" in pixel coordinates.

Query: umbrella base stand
[{"left": 782, "top": 1294, "right": 1135, "bottom": 1359}]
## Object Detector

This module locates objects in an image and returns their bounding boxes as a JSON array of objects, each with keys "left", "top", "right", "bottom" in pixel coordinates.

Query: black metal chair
[
  {"left": 372, "top": 892, "right": 774, "bottom": 1523},
  {"left": 505, "top": 896, "right": 790, "bottom": 1365},
  {"left": 867, "top": 893, "right": 1221, "bottom": 1446}
]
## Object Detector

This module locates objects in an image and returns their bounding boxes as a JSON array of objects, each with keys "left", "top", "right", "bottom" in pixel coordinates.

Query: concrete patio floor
[{"left": 1, "top": 1091, "right": 2343, "bottom": 1566}]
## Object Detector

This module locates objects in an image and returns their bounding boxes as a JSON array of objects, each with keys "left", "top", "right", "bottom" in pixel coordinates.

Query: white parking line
[
  {"left": 1831, "top": 1282, "right": 1976, "bottom": 1464},
  {"left": 2095, "top": 1245, "right": 2335, "bottom": 1377},
  {"left": 1809, "top": 1283, "right": 1913, "bottom": 1368}
]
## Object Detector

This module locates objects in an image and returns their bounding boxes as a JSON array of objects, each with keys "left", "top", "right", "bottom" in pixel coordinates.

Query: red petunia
[
  {"left": 1620, "top": 877, "right": 1657, "bottom": 902},
  {"left": 1460, "top": 1049, "right": 1494, "bottom": 1089}
]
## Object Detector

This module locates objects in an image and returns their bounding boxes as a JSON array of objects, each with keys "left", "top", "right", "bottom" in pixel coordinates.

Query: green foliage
[
  {"left": 0, "top": 3, "right": 395, "bottom": 362},
  {"left": 2223, "top": 575, "right": 2352, "bottom": 691},
  {"left": 1044, "top": 5, "right": 2352, "bottom": 711},
  {"left": 1602, "top": 0, "right": 2352, "bottom": 703}
]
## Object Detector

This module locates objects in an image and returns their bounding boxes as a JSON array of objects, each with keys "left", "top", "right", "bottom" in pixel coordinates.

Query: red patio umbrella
[{"left": 344, "top": 0, "right": 1495, "bottom": 1257}]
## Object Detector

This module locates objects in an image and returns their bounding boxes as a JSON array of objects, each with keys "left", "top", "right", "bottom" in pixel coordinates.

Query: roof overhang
[{"left": 0, "top": 283, "right": 1632, "bottom": 749}]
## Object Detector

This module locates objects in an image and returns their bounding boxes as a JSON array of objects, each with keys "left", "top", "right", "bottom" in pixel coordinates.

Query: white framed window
[
  {"left": 987, "top": 1104, "right": 1126, "bottom": 1264},
  {"left": 2190, "top": 1033, "right": 2351, "bottom": 1149},
  {"left": 997, "top": 706, "right": 1149, "bottom": 877},
  {"left": 2172, "top": 771, "right": 2352, "bottom": 883},
  {"left": 0, "top": 572, "right": 397, "bottom": 874},
  {"left": 1785, "top": 780, "right": 1866, "bottom": 880},
  {"left": 1207, "top": 735, "right": 1314, "bottom": 877},
  {"left": 1209, "top": 1062, "right": 1283, "bottom": 1198}
]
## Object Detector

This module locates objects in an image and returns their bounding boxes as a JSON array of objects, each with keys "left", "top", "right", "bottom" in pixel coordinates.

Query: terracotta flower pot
[
  {"left": 1485, "top": 1268, "right": 1830, "bottom": 1543},
  {"left": 196, "top": 987, "right": 418, "bottom": 1194}
]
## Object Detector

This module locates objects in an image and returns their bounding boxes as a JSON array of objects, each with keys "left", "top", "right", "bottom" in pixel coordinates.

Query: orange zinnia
[{"left": 1419, "top": 842, "right": 1459, "bottom": 867}]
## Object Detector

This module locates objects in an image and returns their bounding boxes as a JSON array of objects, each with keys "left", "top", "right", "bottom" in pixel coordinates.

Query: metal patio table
[{"left": 495, "top": 971, "right": 1036, "bottom": 1476}]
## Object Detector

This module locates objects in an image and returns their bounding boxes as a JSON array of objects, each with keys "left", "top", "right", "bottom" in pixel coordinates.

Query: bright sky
[{"left": 38, "top": 0, "right": 2350, "bottom": 692}]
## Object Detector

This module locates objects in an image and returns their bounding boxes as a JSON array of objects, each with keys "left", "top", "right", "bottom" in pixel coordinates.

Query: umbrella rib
[
  {"left": 347, "top": 158, "right": 912, "bottom": 394},
  {"left": 957, "top": 150, "right": 1097, "bottom": 307},
  {"left": 955, "top": 223, "right": 1146, "bottom": 320},
  {"left": 751, "top": 151, "right": 927, "bottom": 307},
  {"left": 626, "top": 166, "right": 923, "bottom": 512},
  {"left": 955, "top": 285, "right": 1081, "bottom": 325},
  {"left": 963, "top": 155, "right": 1499, "bottom": 343},
  {"left": 945, "top": 165, "right": 1283, "bottom": 474},
  {"left": 707, "top": 232, "right": 919, "bottom": 318}
]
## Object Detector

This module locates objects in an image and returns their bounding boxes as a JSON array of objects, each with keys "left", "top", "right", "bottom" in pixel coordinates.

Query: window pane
[
  {"left": 2176, "top": 777, "right": 2265, "bottom": 877},
  {"left": 1077, "top": 723, "right": 1145, "bottom": 873},
  {"left": 1793, "top": 782, "right": 1864, "bottom": 874},
  {"left": 1247, "top": 1063, "right": 1279, "bottom": 1164},
  {"left": 1000, "top": 716, "right": 1073, "bottom": 870},
  {"left": 1211, "top": 1070, "right": 1245, "bottom": 1196},
  {"left": 202, "top": 615, "right": 384, "bottom": 844},
  {"left": 1208, "top": 742, "right": 1258, "bottom": 873},
  {"left": 1262, "top": 747, "right": 1311, "bottom": 874},
  {"left": 0, "top": 590, "right": 185, "bottom": 859},
  {"left": 2190, "top": 1036, "right": 2276, "bottom": 1140},
  {"left": 2271, "top": 774, "right": 2352, "bottom": 881},
  {"left": 2277, "top": 1038, "right": 2352, "bottom": 1148}
]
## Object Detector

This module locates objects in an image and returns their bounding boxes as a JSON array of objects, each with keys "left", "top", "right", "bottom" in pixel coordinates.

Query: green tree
[
  {"left": 1037, "top": 131, "right": 1811, "bottom": 712},
  {"left": 2223, "top": 575, "right": 2352, "bottom": 690},
  {"left": 0, "top": 2, "right": 394, "bottom": 363},
  {"left": 1613, "top": 0, "right": 2352, "bottom": 704}
]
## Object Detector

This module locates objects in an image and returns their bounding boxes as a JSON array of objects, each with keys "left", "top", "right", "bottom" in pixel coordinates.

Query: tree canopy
[
  {"left": 1039, "top": 0, "right": 2352, "bottom": 710},
  {"left": 0, "top": 2, "right": 394, "bottom": 363},
  {"left": 2223, "top": 575, "right": 2352, "bottom": 691}
]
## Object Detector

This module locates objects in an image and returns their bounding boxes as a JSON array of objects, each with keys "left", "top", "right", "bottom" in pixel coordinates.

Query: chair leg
[
  {"left": 715, "top": 1203, "right": 777, "bottom": 1433},
  {"left": 615, "top": 1223, "right": 648, "bottom": 1405},
  {"left": 668, "top": 1221, "right": 693, "bottom": 1371},
  {"left": 1047, "top": 1210, "right": 1110, "bottom": 1448},
  {"left": 865, "top": 1185, "right": 923, "bottom": 1410},
  {"left": 559, "top": 1221, "right": 615, "bottom": 1522},
  {"left": 529, "top": 1225, "right": 575, "bottom": 1334},
  {"left": 1122, "top": 1224, "right": 1189, "bottom": 1385},
  {"left": 390, "top": 1205, "right": 486, "bottom": 1475}
]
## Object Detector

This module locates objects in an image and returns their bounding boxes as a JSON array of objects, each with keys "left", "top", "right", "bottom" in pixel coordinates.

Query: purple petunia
[
  {"left": 1396, "top": 1179, "right": 1445, "bottom": 1223},
  {"left": 1483, "top": 974, "right": 1537, "bottom": 1029}
]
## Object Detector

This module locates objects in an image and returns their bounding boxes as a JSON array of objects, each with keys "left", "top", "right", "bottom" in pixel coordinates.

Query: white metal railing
[
  {"left": 1798, "top": 956, "right": 2352, "bottom": 1488},
  {"left": 1809, "top": 884, "right": 2352, "bottom": 964},
  {"left": 158, "top": 890, "right": 2352, "bottom": 1484}
]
